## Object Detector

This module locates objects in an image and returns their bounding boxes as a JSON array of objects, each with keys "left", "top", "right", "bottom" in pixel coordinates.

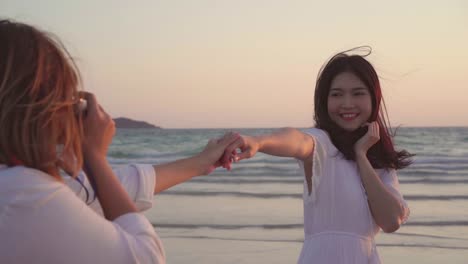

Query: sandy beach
[
  {"left": 154, "top": 220, "right": 468, "bottom": 264},
  {"left": 147, "top": 194, "right": 468, "bottom": 264}
]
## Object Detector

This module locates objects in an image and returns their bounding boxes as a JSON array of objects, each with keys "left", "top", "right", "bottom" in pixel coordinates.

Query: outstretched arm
[
  {"left": 221, "top": 127, "right": 315, "bottom": 164},
  {"left": 152, "top": 133, "right": 239, "bottom": 194}
]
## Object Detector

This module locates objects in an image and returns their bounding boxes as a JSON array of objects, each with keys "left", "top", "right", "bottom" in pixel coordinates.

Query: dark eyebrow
[
  {"left": 352, "top": 87, "right": 368, "bottom": 92},
  {"left": 330, "top": 87, "right": 367, "bottom": 92},
  {"left": 330, "top": 88, "right": 342, "bottom": 92}
]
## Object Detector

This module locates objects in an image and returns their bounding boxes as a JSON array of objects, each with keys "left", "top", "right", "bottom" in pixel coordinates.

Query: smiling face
[{"left": 327, "top": 71, "right": 373, "bottom": 131}]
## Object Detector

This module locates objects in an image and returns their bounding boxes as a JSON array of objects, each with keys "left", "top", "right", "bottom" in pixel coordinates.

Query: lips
[{"left": 339, "top": 113, "right": 359, "bottom": 121}]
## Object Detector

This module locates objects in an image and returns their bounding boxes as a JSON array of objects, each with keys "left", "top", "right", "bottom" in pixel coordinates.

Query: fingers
[
  {"left": 222, "top": 137, "right": 244, "bottom": 164},
  {"left": 355, "top": 121, "right": 381, "bottom": 154},
  {"left": 78, "top": 92, "right": 111, "bottom": 119},
  {"left": 204, "top": 133, "right": 238, "bottom": 171},
  {"left": 80, "top": 92, "right": 115, "bottom": 157},
  {"left": 79, "top": 91, "right": 98, "bottom": 115},
  {"left": 218, "top": 132, "right": 240, "bottom": 147},
  {"left": 372, "top": 121, "right": 379, "bottom": 135},
  {"left": 367, "top": 122, "right": 380, "bottom": 142},
  {"left": 235, "top": 149, "right": 252, "bottom": 161},
  {"left": 79, "top": 92, "right": 113, "bottom": 125},
  {"left": 214, "top": 132, "right": 257, "bottom": 170},
  {"left": 230, "top": 149, "right": 237, "bottom": 162}
]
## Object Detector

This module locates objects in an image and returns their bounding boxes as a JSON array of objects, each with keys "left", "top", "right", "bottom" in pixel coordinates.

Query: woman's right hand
[
  {"left": 220, "top": 134, "right": 260, "bottom": 166},
  {"left": 80, "top": 92, "right": 115, "bottom": 160}
]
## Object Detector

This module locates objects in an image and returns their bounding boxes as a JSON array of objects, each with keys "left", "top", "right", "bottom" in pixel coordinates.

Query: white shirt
[{"left": 0, "top": 164, "right": 166, "bottom": 264}]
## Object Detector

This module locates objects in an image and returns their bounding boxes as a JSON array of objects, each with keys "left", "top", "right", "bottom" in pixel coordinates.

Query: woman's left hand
[
  {"left": 196, "top": 132, "right": 240, "bottom": 175},
  {"left": 354, "top": 121, "right": 380, "bottom": 155}
]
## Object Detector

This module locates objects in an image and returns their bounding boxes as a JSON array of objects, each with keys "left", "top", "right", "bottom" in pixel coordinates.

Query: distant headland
[{"left": 113, "top": 117, "right": 161, "bottom": 129}]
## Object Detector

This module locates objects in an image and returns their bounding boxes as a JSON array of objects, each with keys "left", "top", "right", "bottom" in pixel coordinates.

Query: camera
[{"left": 77, "top": 98, "right": 87, "bottom": 112}]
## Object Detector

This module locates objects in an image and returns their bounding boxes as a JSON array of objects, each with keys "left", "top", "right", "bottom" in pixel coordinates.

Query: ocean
[{"left": 109, "top": 127, "right": 468, "bottom": 264}]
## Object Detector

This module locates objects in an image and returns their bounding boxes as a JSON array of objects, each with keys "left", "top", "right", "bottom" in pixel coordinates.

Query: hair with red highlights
[
  {"left": 0, "top": 19, "right": 84, "bottom": 179},
  {"left": 314, "top": 47, "right": 413, "bottom": 169}
]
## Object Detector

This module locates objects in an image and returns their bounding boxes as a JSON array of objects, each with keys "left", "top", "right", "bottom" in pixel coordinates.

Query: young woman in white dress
[{"left": 221, "top": 48, "right": 412, "bottom": 263}]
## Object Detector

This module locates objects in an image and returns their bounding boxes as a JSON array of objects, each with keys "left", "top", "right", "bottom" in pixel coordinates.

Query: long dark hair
[{"left": 314, "top": 47, "right": 413, "bottom": 169}]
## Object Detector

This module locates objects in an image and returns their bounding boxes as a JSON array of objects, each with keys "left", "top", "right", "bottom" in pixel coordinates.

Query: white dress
[
  {"left": 297, "top": 128, "right": 409, "bottom": 264},
  {"left": 0, "top": 164, "right": 165, "bottom": 264}
]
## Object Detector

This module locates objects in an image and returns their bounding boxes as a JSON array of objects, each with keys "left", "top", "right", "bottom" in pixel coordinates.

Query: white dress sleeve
[
  {"left": 297, "top": 128, "right": 333, "bottom": 203},
  {"left": 28, "top": 183, "right": 165, "bottom": 264},
  {"left": 112, "top": 164, "right": 156, "bottom": 211},
  {"left": 65, "top": 164, "right": 156, "bottom": 214},
  {"left": 379, "top": 169, "right": 410, "bottom": 223}
]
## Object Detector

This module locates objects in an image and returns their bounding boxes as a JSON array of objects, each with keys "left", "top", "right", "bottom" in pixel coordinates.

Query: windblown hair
[
  {"left": 0, "top": 19, "right": 84, "bottom": 179},
  {"left": 314, "top": 47, "right": 413, "bottom": 169}
]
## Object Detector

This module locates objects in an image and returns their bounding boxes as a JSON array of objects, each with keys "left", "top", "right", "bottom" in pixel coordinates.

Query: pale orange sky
[{"left": 3, "top": 0, "right": 468, "bottom": 128}]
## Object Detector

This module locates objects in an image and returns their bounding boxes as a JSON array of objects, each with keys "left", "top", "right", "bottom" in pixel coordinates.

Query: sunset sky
[{"left": 2, "top": 0, "right": 467, "bottom": 128}]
